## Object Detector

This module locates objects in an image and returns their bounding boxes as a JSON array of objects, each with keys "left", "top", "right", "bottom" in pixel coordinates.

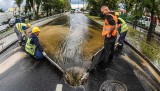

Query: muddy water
[{"left": 39, "top": 14, "right": 103, "bottom": 86}]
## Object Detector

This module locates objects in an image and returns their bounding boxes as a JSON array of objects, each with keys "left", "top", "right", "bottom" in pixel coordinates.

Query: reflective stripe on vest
[
  {"left": 25, "top": 38, "right": 36, "bottom": 55},
  {"left": 102, "top": 14, "right": 118, "bottom": 36},
  {"left": 118, "top": 18, "right": 128, "bottom": 33},
  {"left": 16, "top": 23, "right": 27, "bottom": 33}
]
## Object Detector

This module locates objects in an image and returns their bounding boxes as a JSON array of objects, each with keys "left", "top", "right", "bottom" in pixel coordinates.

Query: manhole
[{"left": 99, "top": 80, "right": 127, "bottom": 91}]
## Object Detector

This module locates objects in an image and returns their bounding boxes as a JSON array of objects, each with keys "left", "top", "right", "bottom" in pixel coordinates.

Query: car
[
  {"left": 138, "top": 16, "right": 150, "bottom": 28},
  {"left": 0, "top": 22, "right": 2, "bottom": 26},
  {"left": 70, "top": 9, "right": 75, "bottom": 13},
  {"left": 144, "top": 17, "right": 151, "bottom": 28},
  {"left": 9, "top": 18, "right": 16, "bottom": 27},
  {"left": 0, "top": 24, "right": 9, "bottom": 33}
]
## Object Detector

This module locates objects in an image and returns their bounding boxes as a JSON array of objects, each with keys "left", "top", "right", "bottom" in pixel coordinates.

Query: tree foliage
[
  {"left": 24, "top": 0, "right": 71, "bottom": 19},
  {"left": 15, "top": 0, "right": 24, "bottom": 16},
  {"left": 15, "top": 0, "right": 23, "bottom": 7},
  {"left": 86, "top": 0, "right": 160, "bottom": 41},
  {"left": 86, "top": 0, "right": 120, "bottom": 15},
  {"left": 0, "top": 8, "right": 4, "bottom": 12}
]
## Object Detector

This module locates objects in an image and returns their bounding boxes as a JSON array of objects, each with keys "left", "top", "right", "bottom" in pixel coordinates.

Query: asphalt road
[
  {"left": 0, "top": 13, "right": 159, "bottom": 91},
  {"left": 0, "top": 43, "right": 152, "bottom": 91},
  {"left": 0, "top": 44, "right": 74, "bottom": 91}
]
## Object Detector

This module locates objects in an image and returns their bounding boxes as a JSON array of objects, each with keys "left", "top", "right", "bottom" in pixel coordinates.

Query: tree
[
  {"left": 34, "top": 0, "right": 41, "bottom": 19},
  {"left": 15, "top": 0, "right": 24, "bottom": 17},
  {"left": 121, "top": 0, "right": 160, "bottom": 41},
  {"left": 0, "top": 8, "right": 4, "bottom": 12},
  {"left": 85, "top": 0, "right": 119, "bottom": 16},
  {"left": 142, "top": 0, "right": 160, "bottom": 41},
  {"left": 41, "top": 0, "right": 71, "bottom": 16}
]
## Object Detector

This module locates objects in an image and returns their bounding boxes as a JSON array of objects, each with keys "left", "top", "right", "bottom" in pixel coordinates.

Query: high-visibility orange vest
[{"left": 102, "top": 14, "right": 118, "bottom": 36}]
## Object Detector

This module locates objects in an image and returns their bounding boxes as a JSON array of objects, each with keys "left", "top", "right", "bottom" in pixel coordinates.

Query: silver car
[{"left": 9, "top": 18, "right": 16, "bottom": 27}]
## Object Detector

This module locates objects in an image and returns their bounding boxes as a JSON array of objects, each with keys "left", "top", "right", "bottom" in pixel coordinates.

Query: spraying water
[
  {"left": 58, "top": 14, "right": 89, "bottom": 69},
  {"left": 56, "top": 14, "right": 90, "bottom": 86}
]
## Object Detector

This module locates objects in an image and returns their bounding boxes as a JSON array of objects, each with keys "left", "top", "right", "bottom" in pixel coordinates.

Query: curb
[
  {"left": 0, "top": 44, "right": 21, "bottom": 61},
  {"left": 124, "top": 41, "right": 160, "bottom": 76},
  {"left": 45, "top": 55, "right": 65, "bottom": 74},
  {"left": 0, "top": 40, "right": 18, "bottom": 53}
]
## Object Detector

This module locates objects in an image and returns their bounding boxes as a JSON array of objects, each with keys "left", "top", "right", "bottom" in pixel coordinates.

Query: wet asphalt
[
  {"left": 0, "top": 13, "right": 159, "bottom": 91},
  {"left": 0, "top": 45, "right": 73, "bottom": 91},
  {"left": 0, "top": 43, "right": 148, "bottom": 91}
]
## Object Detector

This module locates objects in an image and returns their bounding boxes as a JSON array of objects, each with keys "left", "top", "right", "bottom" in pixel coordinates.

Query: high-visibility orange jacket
[{"left": 102, "top": 14, "right": 118, "bottom": 36}]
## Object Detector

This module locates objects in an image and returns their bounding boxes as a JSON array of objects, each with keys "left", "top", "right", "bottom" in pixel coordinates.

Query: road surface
[{"left": 0, "top": 13, "right": 159, "bottom": 91}]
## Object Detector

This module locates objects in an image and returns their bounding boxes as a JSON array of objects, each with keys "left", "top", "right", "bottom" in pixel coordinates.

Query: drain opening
[
  {"left": 99, "top": 80, "right": 127, "bottom": 91},
  {"left": 64, "top": 67, "right": 88, "bottom": 87}
]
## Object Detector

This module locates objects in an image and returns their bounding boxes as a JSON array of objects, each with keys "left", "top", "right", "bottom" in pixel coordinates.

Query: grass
[
  {"left": 82, "top": 26, "right": 103, "bottom": 61},
  {"left": 39, "top": 25, "right": 69, "bottom": 59},
  {"left": 126, "top": 26, "right": 160, "bottom": 62},
  {"left": 0, "top": 27, "right": 13, "bottom": 39},
  {"left": 0, "top": 27, "right": 12, "bottom": 35},
  {"left": 85, "top": 14, "right": 104, "bottom": 25}
]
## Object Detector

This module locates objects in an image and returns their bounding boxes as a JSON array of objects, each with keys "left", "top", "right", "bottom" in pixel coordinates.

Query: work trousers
[
  {"left": 117, "top": 31, "right": 127, "bottom": 50},
  {"left": 102, "top": 36, "right": 116, "bottom": 66},
  {"left": 34, "top": 49, "right": 44, "bottom": 59},
  {"left": 14, "top": 26, "right": 23, "bottom": 42}
]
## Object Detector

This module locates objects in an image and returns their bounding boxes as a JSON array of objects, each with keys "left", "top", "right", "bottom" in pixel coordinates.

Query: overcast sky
[
  {"left": 0, "top": 0, "right": 83, "bottom": 11},
  {"left": 0, "top": 0, "right": 26, "bottom": 11},
  {"left": 70, "top": 0, "right": 83, "bottom": 4}
]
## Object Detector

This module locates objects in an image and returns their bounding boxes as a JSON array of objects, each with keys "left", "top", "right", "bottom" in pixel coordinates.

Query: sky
[
  {"left": 70, "top": 0, "right": 83, "bottom": 4},
  {"left": 70, "top": 0, "right": 84, "bottom": 9},
  {"left": 0, "top": 0, "right": 83, "bottom": 11},
  {"left": 0, "top": 0, "right": 24, "bottom": 11}
]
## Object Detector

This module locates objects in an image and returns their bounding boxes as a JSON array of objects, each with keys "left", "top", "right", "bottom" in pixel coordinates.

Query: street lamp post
[{"left": 83, "top": 0, "right": 84, "bottom": 13}]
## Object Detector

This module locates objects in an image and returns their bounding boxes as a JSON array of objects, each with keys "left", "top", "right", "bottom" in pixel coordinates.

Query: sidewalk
[
  {"left": 0, "top": 14, "right": 62, "bottom": 53},
  {"left": 0, "top": 33, "right": 17, "bottom": 52},
  {"left": 155, "top": 25, "right": 160, "bottom": 33}
]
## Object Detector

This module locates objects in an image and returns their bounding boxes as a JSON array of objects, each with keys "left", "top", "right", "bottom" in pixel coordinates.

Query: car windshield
[
  {"left": 10, "top": 18, "right": 15, "bottom": 21},
  {"left": 145, "top": 18, "right": 149, "bottom": 21}
]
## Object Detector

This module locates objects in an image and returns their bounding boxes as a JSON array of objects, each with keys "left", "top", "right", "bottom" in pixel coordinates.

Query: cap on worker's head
[
  {"left": 32, "top": 27, "right": 40, "bottom": 33},
  {"left": 115, "top": 12, "right": 119, "bottom": 16},
  {"left": 27, "top": 23, "right": 31, "bottom": 28}
]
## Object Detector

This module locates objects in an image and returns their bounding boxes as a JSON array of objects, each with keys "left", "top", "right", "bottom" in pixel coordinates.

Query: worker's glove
[
  {"left": 106, "top": 34, "right": 111, "bottom": 38},
  {"left": 115, "top": 43, "right": 119, "bottom": 46},
  {"left": 42, "top": 51, "right": 47, "bottom": 56}
]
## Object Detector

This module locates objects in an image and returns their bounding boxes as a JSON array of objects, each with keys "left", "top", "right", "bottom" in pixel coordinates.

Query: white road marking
[
  {"left": 56, "top": 84, "right": 63, "bottom": 91},
  {"left": 0, "top": 52, "right": 27, "bottom": 74}
]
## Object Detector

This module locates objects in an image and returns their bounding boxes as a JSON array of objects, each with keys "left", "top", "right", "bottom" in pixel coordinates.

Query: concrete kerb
[
  {"left": 124, "top": 40, "right": 160, "bottom": 86},
  {"left": 0, "top": 46, "right": 21, "bottom": 61},
  {"left": 124, "top": 41, "right": 160, "bottom": 75},
  {"left": 0, "top": 39, "right": 18, "bottom": 53},
  {"left": 45, "top": 55, "right": 65, "bottom": 73}
]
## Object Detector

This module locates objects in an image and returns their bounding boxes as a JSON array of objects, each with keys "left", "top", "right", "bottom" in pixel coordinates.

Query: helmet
[
  {"left": 115, "top": 12, "right": 119, "bottom": 16},
  {"left": 32, "top": 27, "right": 40, "bottom": 33},
  {"left": 27, "top": 23, "right": 31, "bottom": 28}
]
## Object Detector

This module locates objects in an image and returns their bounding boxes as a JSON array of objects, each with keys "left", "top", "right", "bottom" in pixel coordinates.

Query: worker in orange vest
[{"left": 100, "top": 6, "right": 118, "bottom": 68}]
